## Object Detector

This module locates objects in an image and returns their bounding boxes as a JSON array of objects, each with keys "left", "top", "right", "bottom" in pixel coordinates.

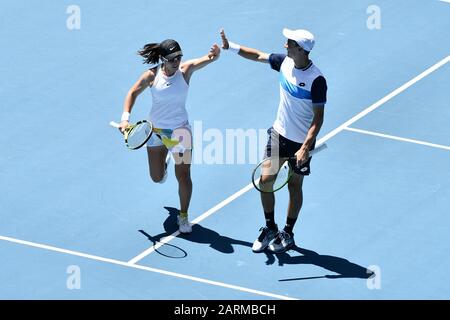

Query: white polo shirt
[{"left": 269, "top": 54, "right": 327, "bottom": 143}]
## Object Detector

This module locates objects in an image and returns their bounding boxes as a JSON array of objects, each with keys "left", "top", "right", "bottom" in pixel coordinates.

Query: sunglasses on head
[{"left": 162, "top": 55, "right": 183, "bottom": 63}]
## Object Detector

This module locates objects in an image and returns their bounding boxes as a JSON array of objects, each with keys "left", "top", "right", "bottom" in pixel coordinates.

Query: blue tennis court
[{"left": 1, "top": 0, "right": 449, "bottom": 300}]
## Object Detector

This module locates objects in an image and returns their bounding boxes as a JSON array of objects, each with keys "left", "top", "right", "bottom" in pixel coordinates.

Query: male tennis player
[
  {"left": 118, "top": 39, "right": 220, "bottom": 233},
  {"left": 220, "top": 28, "right": 327, "bottom": 253}
]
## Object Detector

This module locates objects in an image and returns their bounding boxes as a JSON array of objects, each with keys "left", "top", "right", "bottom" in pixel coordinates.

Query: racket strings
[
  {"left": 254, "top": 158, "right": 292, "bottom": 192},
  {"left": 125, "top": 122, "right": 153, "bottom": 149}
]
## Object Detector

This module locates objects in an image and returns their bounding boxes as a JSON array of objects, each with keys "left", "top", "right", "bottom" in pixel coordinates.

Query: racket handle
[
  {"left": 109, "top": 121, "right": 120, "bottom": 128},
  {"left": 309, "top": 143, "right": 327, "bottom": 156}
]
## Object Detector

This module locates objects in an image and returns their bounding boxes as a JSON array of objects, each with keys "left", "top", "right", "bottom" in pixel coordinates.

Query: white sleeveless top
[{"left": 149, "top": 67, "right": 189, "bottom": 129}]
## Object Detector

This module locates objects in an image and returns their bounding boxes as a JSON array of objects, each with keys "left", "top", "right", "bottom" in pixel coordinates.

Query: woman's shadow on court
[
  {"left": 148, "top": 207, "right": 259, "bottom": 254},
  {"left": 142, "top": 207, "right": 374, "bottom": 281}
]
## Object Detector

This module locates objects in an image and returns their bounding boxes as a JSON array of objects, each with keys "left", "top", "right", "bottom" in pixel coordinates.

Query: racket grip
[
  {"left": 109, "top": 121, "right": 120, "bottom": 128},
  {"left": 310, "top": 143, "right": 327, "bottom": 156}
]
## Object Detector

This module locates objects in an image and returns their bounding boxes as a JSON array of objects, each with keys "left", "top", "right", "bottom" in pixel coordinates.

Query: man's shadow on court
[
  {"left": 143, "top": 207, "right": 374, "bottom": 281},
  {"left": 272, "top": 246, "right": 374, "bottom": 281}
]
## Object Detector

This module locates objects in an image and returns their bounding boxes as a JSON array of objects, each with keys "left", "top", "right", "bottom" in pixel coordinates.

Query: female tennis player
[{"left": 118, "top": 39, "right": 220, "bottom": 233}]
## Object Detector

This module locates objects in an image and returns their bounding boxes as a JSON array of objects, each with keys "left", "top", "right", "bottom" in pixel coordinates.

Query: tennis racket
[
  {"left": 109, "top": 120, "right": 153, "bottom": 150},
  {"left": 252, "top": 143, "right": 328, "bottom": 193}
]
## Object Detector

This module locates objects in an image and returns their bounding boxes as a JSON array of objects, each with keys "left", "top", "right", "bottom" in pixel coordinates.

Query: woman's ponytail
[{"left": 137, "top": 43, "right": 161, "bottom": 64}]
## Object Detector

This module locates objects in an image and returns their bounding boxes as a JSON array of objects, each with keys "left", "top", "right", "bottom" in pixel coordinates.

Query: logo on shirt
[
  {"left": 299, "top": 82, "right": 306, "bottom": 87},
  {"left": 166, "top": 82, "right": 172, "bottom": 87}
]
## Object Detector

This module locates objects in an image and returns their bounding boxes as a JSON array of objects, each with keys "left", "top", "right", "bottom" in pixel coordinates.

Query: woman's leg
[
  {"left": 173, "top": 151, "right": 192, "bottom": 214},
  {"left": 146, "top": 146, "right": 168, "bottom": 183},
  {"left": 173, "top": 151, "right": 192, "bottom": 233}
]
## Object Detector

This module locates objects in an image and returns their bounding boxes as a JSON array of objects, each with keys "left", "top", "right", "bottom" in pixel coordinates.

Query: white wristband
[
  {"left": 121, "top": 111, "right": 130, "bottom": 122},
  {"left": 228, "top": 41, "right": 241, "bottom": 54}
]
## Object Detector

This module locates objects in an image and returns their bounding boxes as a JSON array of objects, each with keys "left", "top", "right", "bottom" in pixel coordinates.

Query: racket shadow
[
  {"left": 152, "top": 208, "right": 373, "bottom": 279},
  {"left": 138, "top": 229, "right": 188, "bottom": 259},
  {"left": 274, "top": 245, "right": 375, "bottom": 282},
  {"left": 156, "top": 207, "right": 274, "bottom": 262}
]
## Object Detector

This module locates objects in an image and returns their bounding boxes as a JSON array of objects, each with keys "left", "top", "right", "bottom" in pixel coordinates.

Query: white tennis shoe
[{"left": 177, "top": 215, "right": 192, "bottom": 234}]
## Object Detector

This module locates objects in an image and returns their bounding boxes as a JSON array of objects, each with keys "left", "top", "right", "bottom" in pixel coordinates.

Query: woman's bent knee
[{"left": 150, "top": 171, "right": 165, "bottom": 183}]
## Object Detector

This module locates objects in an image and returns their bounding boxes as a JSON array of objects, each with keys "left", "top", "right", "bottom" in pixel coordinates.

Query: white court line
[
  {"left": 319, "top": 55, "right": 450, "bottom": 143},
  {"left": 439, "top": 0, "right": 450, "bottom": 4},
  {"left": 128, "top": 54, "right": 450, "bottom": 264},
  {"left": 3, "top": 56, "right": 448, "bottom": 299},
  {"left": 0, "top": 235, "right": 297, "bottom": 300},
  {"left": 344, "top": 127, "right": 450, "bottom": 151},
  {"left": 127, "top": 233, "right": 179, "bottom": 264},
  {"left": 127, "top": 184, "right": 253, "bottom": 264}
]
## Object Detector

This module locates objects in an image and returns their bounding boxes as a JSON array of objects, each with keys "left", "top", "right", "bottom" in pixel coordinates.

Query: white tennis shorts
[{"left": 146, "top": 125, "right": 192, "bottom": 154}]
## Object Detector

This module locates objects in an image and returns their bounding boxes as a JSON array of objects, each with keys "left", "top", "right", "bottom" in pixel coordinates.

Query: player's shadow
[
  {"left": 150, "top": 207, "right": 374, "bottom": 280},
  {"left": 152, "top": 207, "right": 272, "bottom": 261},
  {"left": 274, "top": 245, "right": 375, "bottom": 281}
]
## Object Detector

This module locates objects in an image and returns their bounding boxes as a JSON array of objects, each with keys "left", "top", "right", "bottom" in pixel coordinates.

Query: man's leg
[
  {"left": 252, "top": 132, "right": 280, "bottom": 252},
  {"left": 252, "top": 190, "right": 279, "bottom": 252},
  {"left": 268, "top": 173, "right": 303, "bottom": 253},
  {"left": 285, "top": 173, "right": 304, "bottom": 234},
  {"left": 261, "top": 127, "right": 280, "bottom": 230},
  {"left": 260, "top": 185, "right": 277, "bottom": 230}
]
